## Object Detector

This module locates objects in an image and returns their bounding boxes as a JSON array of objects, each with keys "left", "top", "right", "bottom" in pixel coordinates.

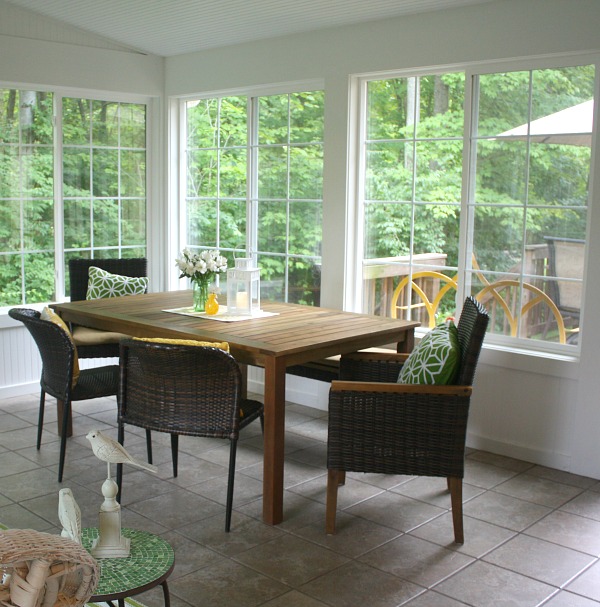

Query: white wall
[
  {"left": 166, "top": 0, "right": 600, "bottom": 478},
  {"left": 2, "top": 0, "right": 600, "bottom": 479}
]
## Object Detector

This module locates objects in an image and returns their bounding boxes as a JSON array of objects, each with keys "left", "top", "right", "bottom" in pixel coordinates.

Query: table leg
[
  {"left": 162, "top": 580, "right": 171, "bottom": 607},
  {"left": 397, "top": 327, "right": 415, "bottom": 354},
  {"left": 262, "top": 356, "right": 286, "bottom": 525}
]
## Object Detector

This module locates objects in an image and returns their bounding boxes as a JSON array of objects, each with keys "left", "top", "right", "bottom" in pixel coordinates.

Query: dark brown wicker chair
[
  {"left": 8, "top": 308, "right": 118, "bottom": 482},
  {"left": 325, "top": 296, "right": 489, "bottom": 543},
  {"left": 68, "top": 257, "right": 148, "bottom": 359},
  {"left": 116, "top": 339, "right": 264, "bottom": 532}
]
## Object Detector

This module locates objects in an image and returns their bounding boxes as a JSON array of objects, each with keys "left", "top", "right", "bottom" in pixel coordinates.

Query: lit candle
[{"left": 236, "top": 291, "right": 249, "bottom": 310}]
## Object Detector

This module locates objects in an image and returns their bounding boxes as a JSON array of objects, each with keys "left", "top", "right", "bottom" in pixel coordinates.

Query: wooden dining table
[{"left": 53, "top": 291, "right": 418, "bottom": 525}]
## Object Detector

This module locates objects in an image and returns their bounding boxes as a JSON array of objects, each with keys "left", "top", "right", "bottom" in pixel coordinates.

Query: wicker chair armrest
[{"left": 331, "top": 380, "right": 472, "bottom": 397}]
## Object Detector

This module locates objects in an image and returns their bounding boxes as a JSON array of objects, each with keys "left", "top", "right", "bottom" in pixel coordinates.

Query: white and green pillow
[
  {"left": 86, "top": 266, "right": 149, "bottom": 300},
  {"left": 398, "top": 322, "right": 460, "bottom": 385}
]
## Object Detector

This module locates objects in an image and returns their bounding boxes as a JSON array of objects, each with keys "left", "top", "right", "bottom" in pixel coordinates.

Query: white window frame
[
  {"left": 174, "top": 80, "right": 325, "bottom": 299},
  {"left": 350, "top": 53, "right": 598, "bottom": 360},
  {"left": 0, "top": 83, "right": 153, "bottom": 325}
]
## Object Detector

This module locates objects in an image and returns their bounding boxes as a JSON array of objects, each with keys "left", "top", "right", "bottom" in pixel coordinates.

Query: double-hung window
[
  {"left": 183, "top": 88, "right": 324, "bottom": 304},
  {"left": 357, "top": 60, "right": 595, "bottom": 354},
  {"left": 0, "top": 89, "right": 147, "bottom": 307}
]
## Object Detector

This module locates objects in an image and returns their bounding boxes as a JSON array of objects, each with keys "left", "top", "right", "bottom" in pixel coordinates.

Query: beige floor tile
[
  {"left": 483, "top": 534, "right": 595, "bottom": 586},
  {"left": 300, "top": 560, "right": 424, "bottom": 607},
  {"left": 526, "top": 510, "right": 600, "bottom": 555},
  {"left": 434, "top": 560, "right": 556, "bottom": 606},
  {"left": 565, "top": 560, "right": 600, "bottom": 600},
  {"left": 409, "top": 512, "right": 517, "bottom": 557},
  {"left": 345, "top": 489, "right": 446, "bottom": 532},
  {"left": 234, "top": 534, "right": 349, "bottom": 586},
  {"left": 463, "top": 489, "right": 551, "bottom": 530},
  {"left": 359, "top": 534, "right": 474, "bottom": 587},
  {"left": 493, "top": 473, "right": 584, "bottom": 508}
]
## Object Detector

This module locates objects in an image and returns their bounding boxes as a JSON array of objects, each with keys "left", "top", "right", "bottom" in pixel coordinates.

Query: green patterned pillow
[
  {"left": 86, "top": 266, "right": 149, "bottom": 300},
  {"left": 398, "top": 322, "right": 460, "bottom": 385}
]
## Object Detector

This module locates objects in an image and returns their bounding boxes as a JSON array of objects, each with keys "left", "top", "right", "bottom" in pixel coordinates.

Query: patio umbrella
[{"left": 498, "top": 99, "right": 593, "bottom": 146}]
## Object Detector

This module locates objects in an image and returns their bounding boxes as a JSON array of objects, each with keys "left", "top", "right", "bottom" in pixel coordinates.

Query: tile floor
[{"left": 2, "top": 391, "right": 600, "bottom": 606}]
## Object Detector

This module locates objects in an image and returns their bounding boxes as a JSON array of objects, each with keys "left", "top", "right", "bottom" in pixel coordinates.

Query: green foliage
[{"left": 1, "top": 91, "right": 147, "bottom": 305}]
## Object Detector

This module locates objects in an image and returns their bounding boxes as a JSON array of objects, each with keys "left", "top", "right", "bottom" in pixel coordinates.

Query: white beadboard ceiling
[{"left": 3, "top": 0, "right": 496, "bottom": 57}]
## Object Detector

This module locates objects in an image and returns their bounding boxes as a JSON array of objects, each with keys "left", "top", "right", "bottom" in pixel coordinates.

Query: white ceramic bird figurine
[
  {"left": 86, "top": 429, "right": 158, "bottom": 478},
  {"left": 58, "top": 487, "right": 82, "bottom": 544}
]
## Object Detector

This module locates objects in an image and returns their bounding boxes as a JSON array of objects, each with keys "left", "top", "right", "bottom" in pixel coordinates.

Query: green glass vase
[{"left": 192, "top": 279, "right": 210, "bottom": 312}]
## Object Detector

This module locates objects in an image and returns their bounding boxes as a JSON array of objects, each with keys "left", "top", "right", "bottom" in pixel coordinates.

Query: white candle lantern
[{"left": 227, "top": 258, "right": 261, "bottom": 316}]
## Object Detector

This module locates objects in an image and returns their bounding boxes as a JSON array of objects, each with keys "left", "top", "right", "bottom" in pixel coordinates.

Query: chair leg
[
  {"left": 146, "top": 429, "right": 153, "bottom": 464},
  {"left": 448, "top": 476, "right": 464, "bottom": 544},
  {"left": 57, "top": 399, "right": 72, "bottom": 483},
  {"left": 37, "top": 389, "right": 45, "bottom": 450},
  {"left": 326, "top": 469, "right": 341, "bottom": 534},
  {"left": 225, "top": 439, "right": 238, "bottom": 532},
  {"left": 171, "top": 434, "right": 179, "bottom": 477}
]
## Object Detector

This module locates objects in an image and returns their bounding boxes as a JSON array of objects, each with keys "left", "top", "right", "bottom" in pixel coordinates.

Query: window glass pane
[
  {"left": 289, "top": 201, "right": 322, "bottom": 256},
  {"left": 219, "top": 200, "right": 246, "bottom": 250},
  {"left": 288, "top": 257, "right": 321, "bottom": 306},
  {"left": 121, "top": 199, "right": 146, "bottom": 246},
  {"left": 64, "top": 200, "right": 91, "bottom": 249},
  {"left": 474, "top": 140, "right": 527, "bottom": 205},
  {"left": 289, "top": 145, "right": 322, "bottom": 199},
  {"left": 63, "top": 98, "right": 90, "bottom": 145},
  {"left": 0, "top": 90, "right": 19, "bottom": 143},
  {"left": 529, "top": 143, "right": 590, "bottom": 206},
  {"left": 219, "top": 97, "right": 247, "bottom": 148},
  {"left": 472, "top": 205, "right": 524, "bottom": 273},
  {"left": 477, "top": 71, "right": 530, "bottom": 137},
  {"left": 187, "top": 99, "right": 218, "bottom": 148},
  {"left": 0, "top": 200, "right": 20, "bottom": 250},
  {"left": 259, "top": 96, "right": 288, "bottom": 145},
  {"left": 258, "top": 146, "right": 287, "bottom": 199},
  {"left": 63, "top": 149, "right": 91, "bottom": 193},
  {"left": 92, "top": 101, "right": 119, "bottom": 146},
  {"left": 187, "top": 149, "right": 217, "bottom": 197},
  {"left": 257, "top": 253, "right": 285, "bottom": 301},
  {"left": 258, "top": 200, "right": 287, "bottom": 254},
  {"left": 416, "top": 74, "right": 465, "bottom": 139},
  {"left": 23, "top": 199, "right": 54, "bottom": 250},
  {"left": 121, "top": 150, "right": 146, "bottom": 197},
  {"left": 24, "top": 252, "right": 55, "bottom": 302},
  {"left": 92, "top": 148, "right": 119, "bottom": 197},
  {"left": 120, "top": 103, "right": 146, "bottom": 148},
  {"left": 0, "top": 148, "right": 18, "bottom": 197},
  {"left": 93, "top": 199, "right": 119, "bottom": 246},
  {"left": 22, "top": 150, "right": 53, "bottom": 197},
  {"left": 0, "top": 254, "right": 22, "bottom": 306},
  {"left": 365, "top": 141, "right": 413, "bottom": 201},
  {"left": 187, "top": 199, "right": 217, "bottom": 247},
  {"left": 290, "top": 91, "right": 324, "bottom": 143},
  {"left": 219, "top": 148, "right": 246, "bottom": 198}
]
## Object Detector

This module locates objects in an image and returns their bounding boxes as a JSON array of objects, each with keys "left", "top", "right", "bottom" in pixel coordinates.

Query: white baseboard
[
  {"left": 0, "top": 381, "right": 39, "bottom": 400},
  {"left": 466, "top": 431, "right": 573, "bottom": 473}
]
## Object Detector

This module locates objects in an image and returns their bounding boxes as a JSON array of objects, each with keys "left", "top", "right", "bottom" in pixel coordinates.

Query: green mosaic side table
[{"left": 82, "top": 527, "right": 175, "bottom": 607}]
